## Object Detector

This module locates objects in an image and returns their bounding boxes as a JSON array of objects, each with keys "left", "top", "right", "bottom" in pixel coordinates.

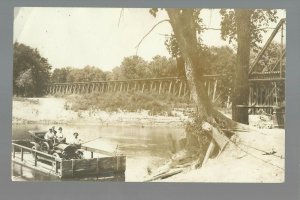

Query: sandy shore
[
  {"left": 155, "top": 128, "right": 285, "bottom": 183},
  {"left": 12, "top": 97, "right": 189, "bottom": 127}
]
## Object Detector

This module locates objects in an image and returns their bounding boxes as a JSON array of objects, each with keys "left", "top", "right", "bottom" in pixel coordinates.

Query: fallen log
[
  {"left": 202, "top": 122, "right": 229, "bottom": 152},
  {"left": 144, "top": 168, "right": 183, "bottom": 182}
]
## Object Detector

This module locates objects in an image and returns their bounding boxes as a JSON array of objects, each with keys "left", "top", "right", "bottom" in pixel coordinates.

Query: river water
[{"left": 12, "top": 124, "right": 185, "bottom": 182}]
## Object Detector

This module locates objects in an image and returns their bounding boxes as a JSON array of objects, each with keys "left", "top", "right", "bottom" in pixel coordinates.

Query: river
[{"left": 12, "top": 124, "right": 185, "bottom": 182}]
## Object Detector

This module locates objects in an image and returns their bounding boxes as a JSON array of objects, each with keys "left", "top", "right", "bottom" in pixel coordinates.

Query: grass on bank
[{"left": 65, "top": 91, "right": 193, "bottom": 115}]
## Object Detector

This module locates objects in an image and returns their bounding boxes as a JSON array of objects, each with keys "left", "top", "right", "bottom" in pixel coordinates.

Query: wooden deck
[{"left": 12, "top": 141, "right": 126, "bottom": 180}]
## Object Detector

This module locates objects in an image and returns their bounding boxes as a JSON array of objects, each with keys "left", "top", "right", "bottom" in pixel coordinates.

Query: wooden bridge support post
[
  {"left": 212, "top": 80, "right": 218, "bottom": 102},
  {"left": 120, "top": 82, "right": 123, "bottom": 92},
  {"left": 113, "top": 83, "right": 117, "bottom": 92},
  {"left": 183, "top": 82, "right": 187, "bottom": 96},
  {"left": 142, "top": 82, "right": 145, "bottom": 93},
  {"left": 92, "top": 83, "right": 95, "bottom": 93},
  {"left": 172, "top": 81, "right": 177, "bottom": 95},
  {"left": 158, "top": 81, "right": 162, "bottom": 94},
  {"left": 178, "top": 81, "right": 183, "bottom": 97},
  {"left": 168, "top": 81, "right": 173, "bottom": 94}
]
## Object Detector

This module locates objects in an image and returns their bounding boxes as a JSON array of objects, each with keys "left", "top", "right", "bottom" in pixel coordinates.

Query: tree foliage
[
  {"left": 13, "top": 42, "right": 52, "bottom": 97},
  {"left": 148, "top": 55, "right": 177, "bottom": 77},
  {"left": 220, "top": 9, "right": 279, "bottom": 52},
  {"left": 51, "top": 66, "right": 106, "bottom": 83},
  {"left": 118, "top": 55, "right": 149, "bottom": 79}
]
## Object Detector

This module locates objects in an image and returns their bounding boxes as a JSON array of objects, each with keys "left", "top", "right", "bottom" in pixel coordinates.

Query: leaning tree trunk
[
  {"left": 166, "top": 9, "right": 236, "bottom": 168},
  {"left": 166, "top": 9, "right": 213, "bottom": 121},
  {"left": 232, "top": 9, "right": 251, "bottom": 124}
]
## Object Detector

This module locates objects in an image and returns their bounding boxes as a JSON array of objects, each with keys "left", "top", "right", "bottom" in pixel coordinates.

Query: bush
[{"left": 66, "top": 91, "right": 193, "bottom": 115}]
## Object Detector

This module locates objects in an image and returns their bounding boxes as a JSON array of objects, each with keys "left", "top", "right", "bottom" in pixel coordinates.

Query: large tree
[
  {"left": 220, "top": 9, "right": 278, "bottom": 123},
  {"left": 232, "top": 9, "right": 252, "bottom": 124},
  {"left": 13, "top": 42, "right": 52, "bottom": 97}
]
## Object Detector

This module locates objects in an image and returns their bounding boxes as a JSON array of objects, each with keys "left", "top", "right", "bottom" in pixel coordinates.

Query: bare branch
[
  {"left": 118, "top": 8, "right": 124, "bottom": 28},
  {"left": 135, "top": 19, "right": 170, "bottom": 55}
]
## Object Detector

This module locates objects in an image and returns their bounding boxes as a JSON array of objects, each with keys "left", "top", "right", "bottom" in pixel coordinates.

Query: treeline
[
  {"left": 12, "top": 42, "right": 237, "bottom": 97},
  {"left": 14, "top": 42, "right": 282, "bottom": 98},
  {"left": 51, "top": 47, "right": 236, "bottom": 83},
  {"left": 51, "top": 55, "right": 180, "bottom": 83}
]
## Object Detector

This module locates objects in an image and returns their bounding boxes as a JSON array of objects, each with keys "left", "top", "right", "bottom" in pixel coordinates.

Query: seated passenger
[
  {"left": 70, "top": 132, "right": 83, "bottom": 146},
  {"left": 44, "top": 128, "right": 55, "bottom": 140},
  {"left": 56, "top": 127, "right": 66, "bottom": 143}
]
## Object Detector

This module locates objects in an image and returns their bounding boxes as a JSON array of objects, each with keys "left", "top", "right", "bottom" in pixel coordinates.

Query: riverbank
[
  {"left": 146, "top": 128, "right": 285, "bottom": 183},
  {"left": 12, "top": 97, "right": 189, "bottom": 127},
  {"left": 12, "top": 97, "right": 284, "bottom": 182}
]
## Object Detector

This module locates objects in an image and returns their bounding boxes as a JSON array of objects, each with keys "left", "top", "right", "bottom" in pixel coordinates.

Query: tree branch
[
  {"left": 118, "top": 8, "right": 124, "bottom": 28},
  {"left": 135, "top": 19, "right": 170, "bottom": 55}
]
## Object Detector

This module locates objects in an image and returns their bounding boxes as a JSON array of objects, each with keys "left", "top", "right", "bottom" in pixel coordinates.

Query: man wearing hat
[
  {"left": 70, "top": 132, "right": 83, "bottom": 146},
  {"left": 44, "top": 128, "right": 54, "bottom": 140}
]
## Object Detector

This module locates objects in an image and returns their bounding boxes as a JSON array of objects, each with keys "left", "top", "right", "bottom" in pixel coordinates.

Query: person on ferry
[
  {"left": 44, "top": 128, "right": 55, "bottom": 140},
  {"left": 70, "top": 132, "right": 83, "bottom": 146},
  {"left": 56, "top": 127, "right": 66, "bottom": 143}
]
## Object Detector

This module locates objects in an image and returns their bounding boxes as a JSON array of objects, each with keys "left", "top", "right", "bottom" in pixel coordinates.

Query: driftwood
[
  {"left": 202, "top": 122, "right": 229, "bottom": 151},
  {"left": 202, "top": 140, "right": 216, "bottom": 165},
  {"left": 144, "top": 168, "right": 184, "bottom": 182}
]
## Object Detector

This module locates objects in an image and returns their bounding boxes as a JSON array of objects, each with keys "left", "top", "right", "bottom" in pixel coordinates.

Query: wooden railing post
[
  {"left": 12, "top": 145, "right": 15, "bottom": 158},
  {"left": 21, "top": 147, "right": 24, "bottom": 161},
  {"left": 71, "top": 159, "right": 75, "bottom": 177},
  {"left": 34, "top": 152, "right": 38, "bottom": 166},
  {"left": 96, "top": 158, "right": 100, "bottom": 176}
]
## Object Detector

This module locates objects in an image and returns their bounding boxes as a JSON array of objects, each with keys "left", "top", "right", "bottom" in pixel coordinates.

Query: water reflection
[{"left": 12, "top": 124, "right": 185, "bottom": 181}]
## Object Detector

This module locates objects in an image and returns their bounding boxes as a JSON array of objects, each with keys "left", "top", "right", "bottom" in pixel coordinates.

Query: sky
[{"left": 14, "top": 8, "right": 286, "bottom": 71}]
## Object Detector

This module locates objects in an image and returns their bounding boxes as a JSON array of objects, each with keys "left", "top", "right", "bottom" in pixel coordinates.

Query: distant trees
[
  {"left": 51, "top": 66, "right": 106, "bottom": 83},
  {"left": 148, "top": 55, "right": 177, "bottom": 77},
  {"left": 50, "top": 48, "right": 235, "bottom": 86},
  {"left": 51, "top": 55, "right": 179, "bottom": 82},
  {"left": 13, "top": 42, "right": 52, "bottom": 97},
  {"left": 118, "top": 55, "right": 149, "bottom": 79}
]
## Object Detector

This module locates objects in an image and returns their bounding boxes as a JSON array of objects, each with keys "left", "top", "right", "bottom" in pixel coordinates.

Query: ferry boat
[{"left": 12, "top": 130, "right": 126, "bottom": 180}]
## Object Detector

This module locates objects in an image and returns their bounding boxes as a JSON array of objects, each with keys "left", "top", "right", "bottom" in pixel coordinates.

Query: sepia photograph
[{"left": 12, "top": 7, "right": 286, "bottom": 182}]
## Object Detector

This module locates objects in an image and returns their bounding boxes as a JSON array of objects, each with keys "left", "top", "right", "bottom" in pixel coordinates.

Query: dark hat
[
  {"left": 58, "top": 127, "right": 62, "bottom": 130},
  {"left": 73, "top": 132, "right": 79, "bottom": 136}
]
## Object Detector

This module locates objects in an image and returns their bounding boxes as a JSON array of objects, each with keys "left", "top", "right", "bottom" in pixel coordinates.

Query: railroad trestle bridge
[
  {"left": 48, "top": 73, "right": 285, "bottom": 114},
  {"left": 48, "top": 75, "right": 223, "bottom": 100}
]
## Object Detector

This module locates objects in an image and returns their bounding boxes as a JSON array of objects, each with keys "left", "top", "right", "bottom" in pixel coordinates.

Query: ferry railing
[{"left": 12, "top": 142, "right": 63, "bottom": 176}]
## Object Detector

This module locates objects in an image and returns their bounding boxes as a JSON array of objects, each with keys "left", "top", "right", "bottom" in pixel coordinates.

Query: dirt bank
[
  {"left": 149, "top": 128, "right": 284, "bottom": 183},
  {"left": 12, "top": 97, "right": 189, "bottom": 127}
]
